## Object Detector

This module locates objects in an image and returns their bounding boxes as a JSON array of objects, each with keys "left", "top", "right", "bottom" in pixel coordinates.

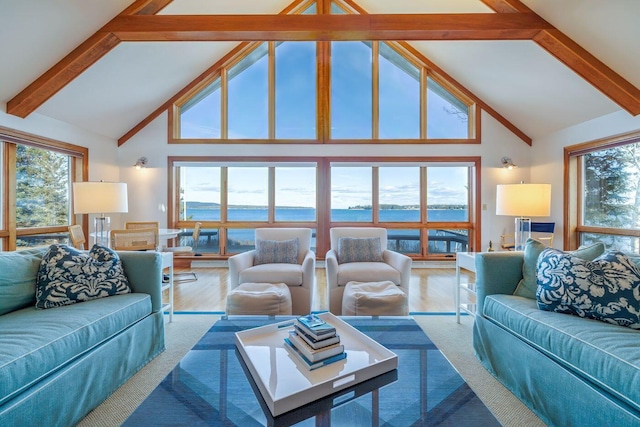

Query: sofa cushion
[
  {"left": 514, "top": 239, "right": 605, "bottom": 299},
  {"left": 36, "top": 244, "right": 131, "bottom": 309},
  {"left": 0, "top": 293, "right": 152, "bottom": 406},
  {"left": 338, "top": 237, "right": 384, "bottom": 264},
  {"left": 483, "top": 294, "right": 640, "bottom": 412},
  {"left": 239, "top": 263, "right": 303, "bottom": 286},
  {"left": 254, "top": 238, "right": 299, "bottom": 265},
  {"left": 536, "top": 249, "right": 640, "bottom": 329},
  {"left": 336, "top": 262, "right": 401, "bottom": 286},
  {"left": 0, "top": 248, "right": 45, "bottom": 315}
]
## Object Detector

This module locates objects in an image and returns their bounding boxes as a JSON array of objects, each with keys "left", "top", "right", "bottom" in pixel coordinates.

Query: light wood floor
[{"left": 169, "top": 266, "right": 476, "bottom": 313}]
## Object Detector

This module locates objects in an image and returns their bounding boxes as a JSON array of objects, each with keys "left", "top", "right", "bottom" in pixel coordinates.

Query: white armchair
[
  {"left": 326, "top": 227, "right": 412, "bottom": 315},
  {"left": 228, "top": 228, "right": 315, "bottom": 315}
]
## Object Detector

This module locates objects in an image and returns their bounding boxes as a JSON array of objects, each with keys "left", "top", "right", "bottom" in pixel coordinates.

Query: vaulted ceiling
[{"left": 1, "top": 0, "right": 639, "bottom": 145}]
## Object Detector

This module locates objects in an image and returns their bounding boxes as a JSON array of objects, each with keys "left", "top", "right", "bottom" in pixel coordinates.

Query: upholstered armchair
[
  {"left": 326, "top": 227, "right": 412, "bottom": 315},
  {"left": 228, "top": 228, "right": 315, "bottom": 315}
]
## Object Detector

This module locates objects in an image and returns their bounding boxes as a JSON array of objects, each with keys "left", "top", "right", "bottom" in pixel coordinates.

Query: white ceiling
[{"left": 1, "top": 0, "right": 638, "bottom": 142}]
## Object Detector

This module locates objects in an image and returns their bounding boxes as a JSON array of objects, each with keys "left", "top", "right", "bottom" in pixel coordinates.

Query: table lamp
[
  {"left": 496, "top": 183, "right": 551, "bottom": 250},
  {"left": 73, "top": 182, "right": 128, "bottom": 247}
]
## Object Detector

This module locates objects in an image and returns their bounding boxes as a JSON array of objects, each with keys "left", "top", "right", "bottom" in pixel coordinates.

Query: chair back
[
  {"left": 68, "top": 225, "right": 86, "bottom": 250},
  {"left": 111, "top": 228, "right": 158, "bottom": 251},
  {"left": 255, "top": 228, "right": 312, "bottom": 264},
  {"left": 330, "top": 227, "right": 388, "bottom": 251},
  {"left": 531, "top": 222, "right": 555, "bottom": 233},
  {"left": 125, "top": 221, "right": 160, "bottom": 232}
]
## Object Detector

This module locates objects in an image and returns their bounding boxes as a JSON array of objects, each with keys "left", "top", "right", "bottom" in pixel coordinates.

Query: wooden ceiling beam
[
  {"left": 481, "top": 0, "right": 640, "bottom": 115},
  {"left": 6, "top": 0, "right": 173, "bottom": 118},
  {"left": 103, "top": 13, "right": 552, "bottom": 41}
]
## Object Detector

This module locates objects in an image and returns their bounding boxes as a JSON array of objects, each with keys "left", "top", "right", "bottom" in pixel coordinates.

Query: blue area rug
[{"left": 124, "top": 316, "right": 499, "bottom": 426}]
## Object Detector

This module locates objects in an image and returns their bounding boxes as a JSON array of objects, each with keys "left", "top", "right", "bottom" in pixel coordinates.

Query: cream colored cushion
[
  {"left": 342, "top": 281, "right": 408, "bottom": 316},
  {"left": 226, "top": 282, "right": 292, "bottom": 315},
  {"left": 336, "top": 262, "right": 401, "bottom": 287},
  {"left": 239, "top": 264, "right": 303, "bottom": 286}
]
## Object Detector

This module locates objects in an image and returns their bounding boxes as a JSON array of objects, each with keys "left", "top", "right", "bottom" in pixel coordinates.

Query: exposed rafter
[
  {"left": 102, "top": 13, "right": 551, "bottom": 41},
  {"left": 6, "top": 0, "right": 173, "bottom": 118},
  {"left": 481, "top": 0, "right": 640, "bottom": 115}
]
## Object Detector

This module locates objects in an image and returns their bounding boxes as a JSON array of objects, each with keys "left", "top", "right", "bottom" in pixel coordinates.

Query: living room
[{"left": 1, "top": 0, "right": 640, "bottom": 426}]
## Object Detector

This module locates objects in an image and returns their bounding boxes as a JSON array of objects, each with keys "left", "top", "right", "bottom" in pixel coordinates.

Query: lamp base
[
  {"left": 514, "top": 217, "right": 531, "bottom": 251},
  {"left": 94, "top": 216, "right": 111, "bottom": 247}
]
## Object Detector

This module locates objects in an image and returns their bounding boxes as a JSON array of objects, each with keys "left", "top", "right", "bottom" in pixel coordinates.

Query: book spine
[
  {"left": 295, "top": 320, "right": 336, "bottom": 341},
  {"left": 288, "top": 332, "right": 344, "bottom": 362},
  {"left": 283, "top": 339, "right": 347, "bottom": 370},
  {"left": 294, "top": 325, "right": 340, "bottom": 349}
]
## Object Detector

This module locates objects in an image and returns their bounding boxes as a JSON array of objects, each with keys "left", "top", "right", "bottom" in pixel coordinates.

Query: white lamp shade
[
  {"left": 496, "top": 184, "right": 551, "bottom": 217},
  {"left": 73, "top": 182, "right": 128, "bottom": 214}
]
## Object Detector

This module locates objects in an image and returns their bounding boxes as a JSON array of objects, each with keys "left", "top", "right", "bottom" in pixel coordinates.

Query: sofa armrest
[
  {"left": 118, "top": 251, "right": 163, "bottom": 313},
  {"left": 382, "top": 250, "right": 412, "bottom": 292},
  {"left": 326, "top": 249, "right": 339, "bottom": 289},
  {"left": 228, "top": 250, "right": 255, "bottom": 289},
  {"left": 475, "top": 252, "right": 524, "bottom": 316}
]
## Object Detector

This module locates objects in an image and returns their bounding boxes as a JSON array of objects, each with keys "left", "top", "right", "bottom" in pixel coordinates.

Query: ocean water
[{"left": 186, "top": 207, "right": 468, "bottom": 244}]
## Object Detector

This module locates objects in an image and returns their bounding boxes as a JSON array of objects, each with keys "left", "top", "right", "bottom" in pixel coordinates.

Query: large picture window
[
  {"left": 566, "top": 131, "right": 640, "bottom": 252},
  {"left": 170, "top": 157, "right": 479, "bottom": 260}
]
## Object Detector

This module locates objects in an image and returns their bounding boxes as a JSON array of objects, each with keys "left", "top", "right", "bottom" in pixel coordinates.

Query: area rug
[{"left": 122, "top": 316, "right": 500, "bottom": 426}]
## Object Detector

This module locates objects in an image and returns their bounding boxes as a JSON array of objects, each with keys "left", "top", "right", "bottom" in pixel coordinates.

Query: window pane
[
  {"left": 227, "top": 167, "right": 268, "bottom": 221},
  {"left": 428, "top": 229, "right": 469, "bottom": 254},
  {"left": 581, "top": 232, "right": 639, "bottom": 254},
  {"left": 181, "top": 167, "right": 221, "bottom": 221},
  {"left": 331, "top": 166, "right": 372, "bottom": 222},
  {"left": 17, "top": 233, "right": 69, "bottom": 250},
  {"left": 228, "top": 43, "right": 269, "bottom": 139},
  {"left": 276, "top": 42, "right": 316, "bottom": 139},
  {"left": 331, "top": 42, "right": 372, "bottom": 139},
  {"left": 179, "top": 79, "right": 221, "bottom": 138},
  {"left": 16, "top": 144, "right": 70, "bottom": 227},
  {"left": 426, "top": 167, "right": 468, "bottom": 222},
  {"left": 386, "top": 229, "right": 420, "bottom": 255},
  {"left": 379, "top": 167, "right": 420, "bottom": 222},
  {"left": 583, "top": 146, "right": 640, "bottom": 229},
  {"left": 275, "top": 167, "right": 317, "bottom": 221},
  {"left": 227, "top": 229, "right": 256, "bottom": 253},
  {"left": 426, "top": 77, "right": 469, "bottom": 139},
  {"left": 379, "top": 44, "right": 420, "bottom": 139}
]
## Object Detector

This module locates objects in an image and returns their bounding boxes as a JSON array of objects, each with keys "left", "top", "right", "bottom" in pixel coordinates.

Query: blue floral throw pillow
[
  {"left": 536, "top": 248, "right": 640, "bottom": 329},
  {"left": 35, "top": 244, "right": 131, "bottom": 309}
]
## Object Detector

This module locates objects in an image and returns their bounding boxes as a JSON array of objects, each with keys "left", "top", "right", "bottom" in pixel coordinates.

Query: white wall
[
  {"left": 531, "top": 110, "right": 640, "bottom": 248},
  {"left": 118, "top": 110, "right": 533, "bottom": 251}
]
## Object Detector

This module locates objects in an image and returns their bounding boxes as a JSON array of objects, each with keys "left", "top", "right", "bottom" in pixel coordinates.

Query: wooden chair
[
  {"left": 500, "top": 222, "right": 555, "bottom": 250},
  {"left": 68, "top": 225, "right": 86, "bottom": 250},
  {"left": 110, "top": 228, "right": 158, "bottom": 251},
  {"left": 164, "top": 222, "right": 202, "bottom": 283},
  {"left": 125, "top": 221, "right": 159, "bottom": 232}
]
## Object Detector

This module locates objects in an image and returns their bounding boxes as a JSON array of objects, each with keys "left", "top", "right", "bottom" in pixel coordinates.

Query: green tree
[{"left": 16, "top": 144, "right": 70, "bottom": 227}]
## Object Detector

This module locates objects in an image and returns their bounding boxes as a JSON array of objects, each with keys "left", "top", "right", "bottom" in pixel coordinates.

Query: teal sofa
[
  {"left": 0, "top": 248, "right": 165, "bottom": 426},
  {"left": 473, "top": 251, "right": 640, "bottom": 426}
]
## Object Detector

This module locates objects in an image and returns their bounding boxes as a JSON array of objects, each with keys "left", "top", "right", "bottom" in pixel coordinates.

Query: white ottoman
[
  {"left": 226, "top": 282, "right": 292, "bottom": 315},
  {"left": 342, "top": 281, "right": 408, "bottom": 316}
]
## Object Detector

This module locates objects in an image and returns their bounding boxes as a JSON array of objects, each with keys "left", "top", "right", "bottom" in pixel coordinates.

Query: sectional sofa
[
  {"left": 0, "top": 247, "right": 165, "bottom": 426},
  {"left": 473, "top": 249, "right": 640, "bottom": 426}
]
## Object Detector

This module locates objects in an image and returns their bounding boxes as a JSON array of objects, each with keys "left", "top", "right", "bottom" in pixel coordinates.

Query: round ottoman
[
  {"left": 226, "top": 282, "right": 292, "bottom": 315},
  {"left": 342, "top": 281, "right": 408, "bottom": 316}
]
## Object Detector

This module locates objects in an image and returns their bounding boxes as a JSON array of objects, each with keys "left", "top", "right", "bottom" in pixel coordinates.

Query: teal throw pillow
[
  {"left": 338, "top": 237, "right": 384, "bottom": 264},
  {"left": 0, "top": 247, "right": 46, "bottom": 315},
  {"left": 536, "top": 249, "right": 640, "bottom": 329},
  {"left": 513, "top": 239, "right": 605, "bottom": 299},
  {"left": 254, "top": 238, "right": 299, "bottom": 265},
  {"left": 35, "top": 244, "right": 131, "bottom": 309}
]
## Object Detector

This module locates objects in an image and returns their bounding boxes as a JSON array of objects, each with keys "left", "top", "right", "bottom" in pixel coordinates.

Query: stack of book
[{"left": 283, "top": 314, "right": 347, "bottom": 370}]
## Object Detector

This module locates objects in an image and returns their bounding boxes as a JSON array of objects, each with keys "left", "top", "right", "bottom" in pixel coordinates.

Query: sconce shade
[
  {"left": 496, "top": 184, "right": 551, "bottom": 217},
  {"left": 73, "top": 182, "right": 129, "bottom": 214}
]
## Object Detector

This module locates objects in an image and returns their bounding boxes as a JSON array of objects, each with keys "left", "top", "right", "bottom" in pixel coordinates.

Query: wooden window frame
[
  {"left": 168, "top": 156, "right": 481, "bottom": 260},
  {"left": 0, "top": 126, "right": 88, "bottom": 251},
  {"left": 564, "top": 129, "right": 640, "bottom": 250}
]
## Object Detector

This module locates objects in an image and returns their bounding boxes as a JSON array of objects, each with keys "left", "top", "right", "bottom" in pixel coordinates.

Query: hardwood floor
[{"left": 169, "top": 266, "right": 476, "bottom": 313}]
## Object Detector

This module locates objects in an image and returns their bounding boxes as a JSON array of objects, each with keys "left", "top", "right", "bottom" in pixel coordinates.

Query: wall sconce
[
  {"left": 134, "top": 157, "right": 148, "bottom": 170},
  {"left": 501, "top": 156, "right": 517, "bottom": 169}
]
